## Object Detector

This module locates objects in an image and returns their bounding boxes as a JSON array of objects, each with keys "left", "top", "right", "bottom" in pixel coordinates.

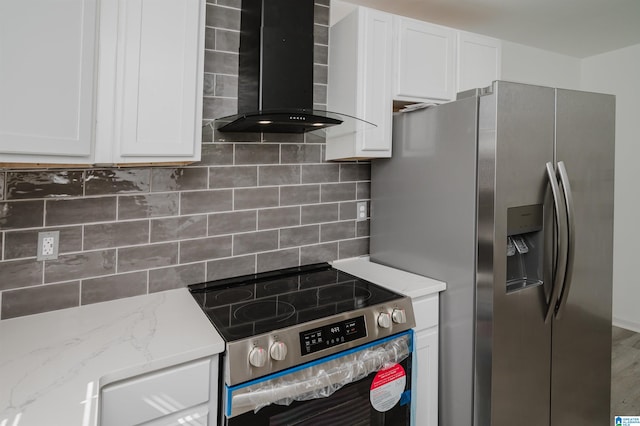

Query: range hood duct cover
[{"left": 217, "top": 0, "right": 351, "bottom": 134}]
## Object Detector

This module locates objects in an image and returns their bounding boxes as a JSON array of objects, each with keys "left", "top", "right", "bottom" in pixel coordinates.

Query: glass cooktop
[{"left": 188, "top": 263, "right": 403, "bottom": 341}]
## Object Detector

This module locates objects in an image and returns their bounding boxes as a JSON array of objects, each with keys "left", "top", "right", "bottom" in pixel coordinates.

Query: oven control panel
[{"left": 299, "top": 316, "right": 367, "bottom": 356}]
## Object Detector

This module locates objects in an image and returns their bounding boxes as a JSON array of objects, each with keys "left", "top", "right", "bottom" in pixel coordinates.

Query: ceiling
[{"left": 341, "top": 0, "right": 640, "bottom": 58}]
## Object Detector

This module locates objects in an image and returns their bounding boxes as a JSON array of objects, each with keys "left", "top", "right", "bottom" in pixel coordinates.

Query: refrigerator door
[
  {"left": 371, "top": 96, "right": 479, "bottom": 426},
  {"left": 550, "top": 89, "right": 614, "bottom": 426},
  {"left": 476, "top": 81, "right": 556, "bottom": 426}
]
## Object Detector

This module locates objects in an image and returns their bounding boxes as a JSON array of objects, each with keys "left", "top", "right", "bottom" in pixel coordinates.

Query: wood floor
[{"left": 612, "top": 326, "right": 640, "bottom": 416}]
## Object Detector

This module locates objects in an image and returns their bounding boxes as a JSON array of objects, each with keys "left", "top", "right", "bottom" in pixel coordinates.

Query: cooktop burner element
[
  {"left": 188, "top": 263, "right": 416, "bottom": 385},
  {"left": 189, "top": 263, "right": 402, "bottom": 341}
]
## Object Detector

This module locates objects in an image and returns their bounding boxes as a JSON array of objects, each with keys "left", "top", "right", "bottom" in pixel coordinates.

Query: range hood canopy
[{"left": 216, "top": 0, "right": 373, "bottom": 134}]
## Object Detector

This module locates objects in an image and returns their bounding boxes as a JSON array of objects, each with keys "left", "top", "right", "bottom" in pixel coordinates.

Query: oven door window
[{"left": 225, "top": 331, "right": 413, "bottom": 426}]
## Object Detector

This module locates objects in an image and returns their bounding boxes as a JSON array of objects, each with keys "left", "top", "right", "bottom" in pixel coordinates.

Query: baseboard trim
[{"left": 613, "top": 317, "right": 640, "bottom": 333}]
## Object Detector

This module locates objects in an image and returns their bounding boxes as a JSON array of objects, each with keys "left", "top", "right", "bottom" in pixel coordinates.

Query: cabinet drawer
[
  {"left": 100, "top": 358, "right": 211, "bottom": 426},
  {"left": 412, "top": 294, "right": 439, "bottom": 331}
]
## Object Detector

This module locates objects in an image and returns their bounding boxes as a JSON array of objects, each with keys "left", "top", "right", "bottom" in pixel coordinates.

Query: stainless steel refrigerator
[{"left": 370, "top": 81, "right": 615, "bottom": 426}]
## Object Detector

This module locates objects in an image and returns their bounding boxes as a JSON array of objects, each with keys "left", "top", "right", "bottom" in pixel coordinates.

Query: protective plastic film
[{"left": 227, "top": 332, "right": 412, "bottom": 418}]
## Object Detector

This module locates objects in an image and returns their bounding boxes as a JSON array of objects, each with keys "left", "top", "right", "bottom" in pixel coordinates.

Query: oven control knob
[
  {"left": 377, "top": 312, "right": 391, "bottom": 329},
  {"left": 248, "top": 347, "right": 267, "bottom": 368},
  {"left": 392, "top": 308, "right": 407, "bottom": 324},
  {"left": 270, "top": 341, "right": 288, "bottom": 361}
]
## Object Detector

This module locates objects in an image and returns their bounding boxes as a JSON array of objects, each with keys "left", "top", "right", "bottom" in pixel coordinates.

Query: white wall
[
  {"left": 581, "top": 43, "right": 640, "bottom": 332},
  {"left": 501, "top": 41, "right": 581, "bottom": 89}
]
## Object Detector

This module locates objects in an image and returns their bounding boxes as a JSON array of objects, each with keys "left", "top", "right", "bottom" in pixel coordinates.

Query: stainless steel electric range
[{"left": 189, "top": 262, "right": 417, "bottom": 426}]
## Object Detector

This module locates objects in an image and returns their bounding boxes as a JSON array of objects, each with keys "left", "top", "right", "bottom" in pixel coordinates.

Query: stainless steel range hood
[{"left": 216, "top": 0, "right": 372, "bottom": 134}]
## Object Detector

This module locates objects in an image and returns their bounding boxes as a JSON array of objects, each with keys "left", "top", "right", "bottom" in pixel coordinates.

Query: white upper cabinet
[
  {"left": 326, "top": 6, "right": 393, "bottom": 160},
  {"left": 457, "top": 31, "right": 501, "bottom": 93},
  {"left": 96, "top": 0, "right": 205, "bottom": 164},
  {"left": 393, "top": 17, "right": 457, "bottom": 102},
  {"left": 0, "top": 0, "right": 98, "bottom": 164},
  {"left": 0, "top": 0, "right": 204, "bottom": 166}
]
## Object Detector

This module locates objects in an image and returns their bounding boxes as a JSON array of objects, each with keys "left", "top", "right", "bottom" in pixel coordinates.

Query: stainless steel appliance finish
[
  {"left": 189, "top": 263, "right": 415, "bottom": 384},
  {"left": 370, "top": 81, "right": 615, "bottom": 426},
  {"left": 224, "top": 297, "right": 415, "bottom": 386}
]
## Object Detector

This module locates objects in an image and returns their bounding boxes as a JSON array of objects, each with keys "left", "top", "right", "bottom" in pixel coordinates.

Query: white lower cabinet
[
  {"left": 100, "top": 356, "right": 217, "bottom": 426},
  {"left": 412, "top": 294, "right": 439, "bottom": 426}
]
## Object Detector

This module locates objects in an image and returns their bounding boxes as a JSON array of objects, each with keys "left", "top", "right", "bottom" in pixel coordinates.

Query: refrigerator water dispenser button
[
  {"left": 507, "top": 237, "right": 516, "bottom": 256},
  {"left": 511, "top": 235, "right": 529, "bottom": 254}
]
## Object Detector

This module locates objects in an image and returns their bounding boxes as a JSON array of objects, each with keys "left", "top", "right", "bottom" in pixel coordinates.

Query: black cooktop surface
[{"left": 188, "top": 263, "right": 403, "bottom": 341}]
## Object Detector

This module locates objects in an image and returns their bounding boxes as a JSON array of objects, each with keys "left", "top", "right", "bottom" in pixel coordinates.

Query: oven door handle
[{"left": 227, "top": 332, "right": 412, "bottom": 418}]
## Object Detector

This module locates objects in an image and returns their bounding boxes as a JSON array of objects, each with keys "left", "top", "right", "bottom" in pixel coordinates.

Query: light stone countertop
[
  {"left": 331, "top": 256, "right": 446, "bottom": 299},
  {"left": 0, "top": 288, "right": 224, "bottom": 426}
]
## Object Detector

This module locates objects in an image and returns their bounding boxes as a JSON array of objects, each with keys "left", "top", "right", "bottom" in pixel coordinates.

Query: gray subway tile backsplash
[
  {"left": 0, "top": 200, "right": 44, "bottom": 230},
  {"left": 1, "top": 281, "right": 80, "bottom": 320},
  {"left": 233, "top": 230, "right": 278, "bottom": 256},
  {"left": 0, "top": 1, "right": 373, "bottom": 320},
  {"left": 302, "top": 164, "right": 340, "bottom": 183},
  {"left": 208, "top": 210, "right": 257, "bottom": 235},
  {"left": 0, "top": 258, "right": 44, "bottom": 291},
  {"left": 151, "top": 168, "right": 208, "bottom": 192},
  {"left": 300, "top": 242, "right": 338, "bottom": 265},
  {"left": 118, "top": 193, "right": 179, "bottom": 220},
  {"left": 6, "top": 171, "right": 84, "bottom": 200},
  {"left": 180, "top": 189, "right": 233, "bottom": 214},
  {"left": 280, "top": 184, "right": 320, "bottom": 206},
  {"left": 4, "top": 226, "right": 82, "bottom": 260},
  {"left": 258, "top": 206, "right": 300, "bottom": 230},
  {"left": 150, "top": 215, "right": 207, "bottom": 243},
  {"left": 44, "top": 250, "right": 116, "bottom": 283},
  {"left": 81, "top": 272, "right": 147, "bottom": 305},
  {"left": 257, "top": 248, "right": 299, "bottom": 273},
  {"left": 207, "top": 254, "right": 255, "bottom": 281},
  {"left": 215, "top": 29, "right": 240, "bottom": 53},
  {"left": 210, "top": 166, "right": 257, "bottom": 189},
  {"left": 320, "top": 182, "right": 357, "bottom": 203},
  {"left": 234, "top": 187, "right": 279, "bottom": 210},
  {"left": 180, "top": 235, "right": 232, "bottom": 263},
  {"left": 46, "top": 197, "right": 117, "bottom": 226},
  {"left": 85, "top": 169, "right": 150, "bottom": 195},
  {"left": 149, "top": 263, "right": 206, "bottom": 293},
  {"left": 259, "top": 165, "right": 301, "bottom": 186},
  {"left": 117, "top": 243, "right": 178, "bottom": 273},
  {"left": 235, "top": 144, "right": 280, "bottom": 165},
  {"left": 84, "top": 221, "right": 150, "bottom": 250},
  {"left": 281, "top": 144, "right": 322, "bottom": 164},
  {"left": 206, "top": 4, "right": 241, "bottom": 30}
]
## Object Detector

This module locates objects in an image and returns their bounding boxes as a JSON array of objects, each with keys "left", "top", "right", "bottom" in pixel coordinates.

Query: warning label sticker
[{"left": 369, "top": 363, "right": 406, "bottom": 412}]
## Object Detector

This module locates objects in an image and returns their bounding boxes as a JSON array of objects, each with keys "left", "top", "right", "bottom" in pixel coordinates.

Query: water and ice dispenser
[{"left": 506, "top": 204, "right": 544, "bottom": 292}]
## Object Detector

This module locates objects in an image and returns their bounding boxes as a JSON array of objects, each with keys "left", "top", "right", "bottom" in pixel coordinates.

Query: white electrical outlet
[
  {"left": 37, "top": 231, "right": 60, "bottom": 260},
  {"left": 356, "top": 201, "right": 368, "bottom": 221}
]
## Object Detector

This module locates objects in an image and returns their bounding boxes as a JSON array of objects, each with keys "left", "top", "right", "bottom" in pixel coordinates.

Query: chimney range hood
[{"left": 216, "top": 0, "right": 373, "bottom": 134}]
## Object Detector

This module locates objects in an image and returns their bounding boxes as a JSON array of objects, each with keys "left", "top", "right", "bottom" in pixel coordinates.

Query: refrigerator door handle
[
  {"left": 554, "top": 161, "right": 575, "bottom": 319},
  {"left": 545, "top": 162, "right": 568, "bottom": 323}
]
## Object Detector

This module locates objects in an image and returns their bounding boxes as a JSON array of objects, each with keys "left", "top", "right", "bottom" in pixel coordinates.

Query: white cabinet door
[
  {"left": 97, "top": 0, "right": 204, "bottom": 164},
  {"left": 394, "top": 17, "right": 456, "bottom": 102},
  {"left": 326, "top": 6, "right": 393, "bottom": 160},
  {"left": 457, "top": 31, "right": 501, "bottom": 92},
  {"left": 101, "top": 357, "right": 213, "bottom": 426},
  {"left": 0, "top": 0, "right": 97, "bottom": 164},
  {"left": 414, "top": 327, "right": 438, "bottom": 426}
]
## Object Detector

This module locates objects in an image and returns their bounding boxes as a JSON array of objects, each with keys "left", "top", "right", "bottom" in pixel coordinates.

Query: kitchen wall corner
[{"left": 0, "top": 0, "right": 371, "bottom": 320}]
